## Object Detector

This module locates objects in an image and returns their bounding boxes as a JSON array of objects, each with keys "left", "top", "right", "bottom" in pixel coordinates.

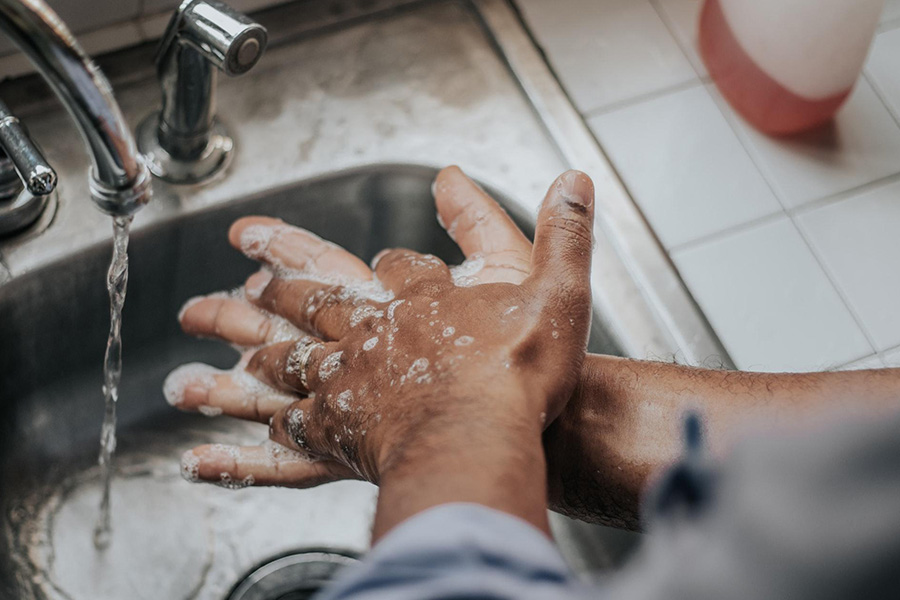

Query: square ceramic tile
[
  {"left": 515, "top": 0, "right": 696, "bottom": 113},
  {"left": 714, "top": 79, "right": 900, "bottom": 208},
  {"left": 866, "top": 28, "right": 900, "bottom": 120},
  {"left": 589, "top": 85, "right": 782, "bottom": 249},
  {"left": 798, "top": 180, "right": 900, "bottom": 351},
  {"left": 672, "top": 216, "right": 872, "bottom": 372},
  {"left": 883, "top": 346, "right": 900, "bottom": 367},
  {"left": 652, "top": 0, "right": 707, "bottom": 77}
]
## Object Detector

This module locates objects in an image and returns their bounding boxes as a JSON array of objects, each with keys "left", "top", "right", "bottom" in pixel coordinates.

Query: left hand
[{"left": 168, "top": 167, "right": 593, "bottom": 492}]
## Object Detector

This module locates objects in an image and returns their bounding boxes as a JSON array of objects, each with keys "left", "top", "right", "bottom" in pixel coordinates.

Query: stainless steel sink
[
  {"left": 0, "top": 165, "right": 627, "bottom": 599},
  {"left": 0, "top": 0, "right": 725, "bottom": 597}
]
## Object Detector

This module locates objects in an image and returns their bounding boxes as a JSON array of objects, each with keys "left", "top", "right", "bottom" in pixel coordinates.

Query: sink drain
[{"left": 227, "top": 550, "right": 358, "bottom": 600}]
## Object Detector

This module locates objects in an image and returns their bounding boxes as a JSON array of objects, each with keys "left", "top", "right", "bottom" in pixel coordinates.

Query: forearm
[{"left": 546, "top": 354, "right": 900, "bottom": 529}]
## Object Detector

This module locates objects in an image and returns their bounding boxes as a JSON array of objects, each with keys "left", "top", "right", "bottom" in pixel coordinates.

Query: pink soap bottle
[{"left": 699, "top": 0, "right": 884, "bottom": 136}]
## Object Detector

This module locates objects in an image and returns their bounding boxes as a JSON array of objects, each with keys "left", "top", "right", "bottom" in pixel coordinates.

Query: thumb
[{"left": 527, "top": 170, "right": 595, "bottom": 301}]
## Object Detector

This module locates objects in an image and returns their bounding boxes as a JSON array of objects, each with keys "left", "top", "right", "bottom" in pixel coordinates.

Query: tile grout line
[
  {"left": 581, "top": 78, "right": 704, "bottom": 120},
  {"left": 790, "top": 170, "right": 900, "bottom": 217},
  {"left": 789, "top": 216, "right": 880, "bottom": 356},
  {"left": 668, "top": 209, "right": 787, "bottom": 255},
  {"left": 674, "top": 165, "right": 900, "bottom": 251},
  {"left": 579, "top": 0, "right": 704, "bottom": 119},
  {"left": 835, "top": 353, "right": 886, "bottom": 370},
  {"left": 861, "top": 69, "right": 900, "bottom": 129},
  {"left": 877, "top": 342, "right": 900, "bottom": 366}
]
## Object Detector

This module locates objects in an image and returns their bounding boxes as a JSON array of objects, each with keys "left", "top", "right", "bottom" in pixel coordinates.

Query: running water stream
[{"left": 93, "top": 216, "right": 133, "bottom": 550}]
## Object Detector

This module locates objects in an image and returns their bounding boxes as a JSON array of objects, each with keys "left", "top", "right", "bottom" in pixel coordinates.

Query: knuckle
[
  {"left": 545, "top": 217, "right": 593, "bottom": 248},
  {"left": 376, "top": 249, "right": 407, "bottom": 271}
]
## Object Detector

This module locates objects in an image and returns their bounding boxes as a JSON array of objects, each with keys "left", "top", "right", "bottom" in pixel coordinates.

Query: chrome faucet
[
  {"left": 0, "top": 99, "right": 56, "bottom": 236},
  {"left": 0, "top": 0, "right": 151, "bottom": 218},
  {"left": 138, "top": 0, "right": 267, "bottom": 184}
]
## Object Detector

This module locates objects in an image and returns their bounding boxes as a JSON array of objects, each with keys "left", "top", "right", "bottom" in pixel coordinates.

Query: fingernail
[
  {"left": 370, "top": 248, "right": 390, "bottom": 270},
  {"left": 181, "top": 450, "right": 201, "bottom": 482},
  {"left": 245, "top": 270, "right": 273, "bottom": 300},
  {"left": 177, "top": 295, "right": 205, "bottom": 323},
  {"left": 555, "top": 171, "right": 594, "bottom": 209},
  {"left": 163, "top": 363, "right": 217, "bottom": 406},
  {"left": 239, "top": 224, "right": 278, "bottom": 258}
]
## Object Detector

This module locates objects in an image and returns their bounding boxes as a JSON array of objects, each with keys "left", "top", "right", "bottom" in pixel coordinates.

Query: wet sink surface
[{"left": 0, "top": 165, "right": 623, "bottom": 599}]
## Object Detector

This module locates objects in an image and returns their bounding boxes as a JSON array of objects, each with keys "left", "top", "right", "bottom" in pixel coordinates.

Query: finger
[
  {"left": 181, "top": 443, "right": 358, "bottom": 488},
  {"left": 246, "top": 271, "right": 382, "bottom": 339},
  {"left": 229, "top": 216, "right": 372, "bottom": 279},
  {"left": 245, "top": 338, "right": 342, "bottom": 394},
  {"left": 526, "top": 170, "right": 595, "bottom": 305},
  {"left": 268, "top": 397, "right": 323, "bottom": 455},
  {"left": 372, "top": 248, "right": 451, "bottom": 294},
  {"left": 179, "top": 294, "right": 299, "bottom": 347},
  {"left": 433, "top": 166, "right": 532, "bottom": 283},
  {"left": 163, "top": 363, "right": 296, "bottom": 423}
]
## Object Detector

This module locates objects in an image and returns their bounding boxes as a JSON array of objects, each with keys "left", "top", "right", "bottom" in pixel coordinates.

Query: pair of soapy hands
[{"left": 168, "top": 166, "right": 595, "bottom": 494}]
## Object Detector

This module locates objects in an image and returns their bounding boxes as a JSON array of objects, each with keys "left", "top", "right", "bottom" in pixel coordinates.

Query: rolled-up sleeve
[{"left": 315, "top": 503, "right": 595, "bottom": 600}]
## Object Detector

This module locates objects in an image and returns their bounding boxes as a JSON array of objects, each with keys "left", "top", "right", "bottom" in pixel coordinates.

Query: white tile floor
[{"left": 517, "top": 0, "right": 900, "bottom": 372}]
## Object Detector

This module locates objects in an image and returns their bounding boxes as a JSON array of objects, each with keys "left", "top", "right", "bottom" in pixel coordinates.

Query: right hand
[{"left": 168, "top": 166, "right": 593, "bottom": 489}]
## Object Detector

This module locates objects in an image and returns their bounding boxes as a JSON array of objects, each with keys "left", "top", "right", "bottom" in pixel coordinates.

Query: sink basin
[{"left": 0, "top": 165, "right": 631, "bottom": 599}]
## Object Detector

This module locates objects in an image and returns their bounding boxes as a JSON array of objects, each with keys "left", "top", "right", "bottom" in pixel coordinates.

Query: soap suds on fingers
[
  {"left": 163, "top": 363, "right": 218, "bottom": 406},
  {"left": 318, "top": 351, "right": 344, "bottom": 382},
  {"left": 450, "top": 254, "right": 484, "bottom": 287},
  {"left": 180, "top": 450, "right": 201, "bottom": 482}
]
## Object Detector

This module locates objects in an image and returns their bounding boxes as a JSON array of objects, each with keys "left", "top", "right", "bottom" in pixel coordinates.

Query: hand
[{"left": 168, "top": 168, "right": 595, "bottom": 513}]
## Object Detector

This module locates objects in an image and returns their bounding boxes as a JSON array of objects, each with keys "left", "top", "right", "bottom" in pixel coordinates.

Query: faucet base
[
  {"left": 137, "top": 113, "right": 234, "bottom": 185},
  {"left": 0, "top": 189, "right": 53, "bottom": 238}
]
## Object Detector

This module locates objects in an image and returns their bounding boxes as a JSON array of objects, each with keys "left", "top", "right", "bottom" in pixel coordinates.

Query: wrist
[
  {"left": 544, "top": 353, "right": 644, "bottom": 529},
  {"left": 372, "top": 400, "right": 550, "bottom": 541},
  {"left": 374, "top": 375, "right": 546, "bottom": 478}
]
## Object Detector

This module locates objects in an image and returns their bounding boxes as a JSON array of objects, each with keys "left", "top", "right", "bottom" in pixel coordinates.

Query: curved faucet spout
[{"left": 0, "top": 0, "right": 151, "bottom": 216}]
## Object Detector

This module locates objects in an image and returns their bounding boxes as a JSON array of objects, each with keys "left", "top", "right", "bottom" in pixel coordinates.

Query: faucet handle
[
  {"left": 166, "top": 0, "right": 267, "bottom": 77},
  {"left": 0, "top": 100, "right": 56, "bottom": 237},
  {"left": 0, "top": 100, "right": 56, "bottom": 197}
]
